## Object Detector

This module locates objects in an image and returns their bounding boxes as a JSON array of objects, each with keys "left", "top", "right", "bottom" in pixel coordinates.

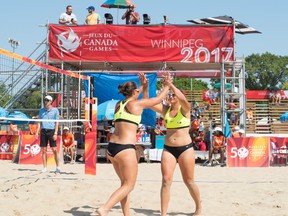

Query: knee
[
  {"left": 162, "top": 176, "right": 173, "bottom": 187},
  {"left": 184, "top": 178, "right": 195, "bottom": 187}
]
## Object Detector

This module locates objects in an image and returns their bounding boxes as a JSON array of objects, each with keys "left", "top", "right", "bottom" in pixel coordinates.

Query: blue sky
[{"left": 0, "top": 0, "right": 286, "bottom": 58}]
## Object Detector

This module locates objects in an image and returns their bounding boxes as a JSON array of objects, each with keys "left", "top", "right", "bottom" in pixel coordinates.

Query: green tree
[
  {"left": 0, "top": 81, "right": 10, "bottom": 107},
  {"left": 157, "top": 78, "right": 208, "bottom": 90},
  {"left": 245, "top": 53, "right": 288, "bottom": 90}
]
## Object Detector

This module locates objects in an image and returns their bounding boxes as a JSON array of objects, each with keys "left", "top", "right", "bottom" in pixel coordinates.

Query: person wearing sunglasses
[
  {"left": 36, "top": 95, "right": 60, "bottom": 174},
  {"left": 97, "top": 72, "right": 172, "bottom": 216},
  {"left": 152, "top": 79, "right": 202, "bottom": 216}
]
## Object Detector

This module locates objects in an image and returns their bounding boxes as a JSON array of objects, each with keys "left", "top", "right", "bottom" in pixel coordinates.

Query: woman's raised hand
[{"left": 138, "top": 72, "right": 148, "bottom": 87}]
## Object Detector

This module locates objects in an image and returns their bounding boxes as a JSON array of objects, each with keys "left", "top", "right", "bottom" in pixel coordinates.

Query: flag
[{"left": 225, "top": 115, "right": 232, "bottom": 138}]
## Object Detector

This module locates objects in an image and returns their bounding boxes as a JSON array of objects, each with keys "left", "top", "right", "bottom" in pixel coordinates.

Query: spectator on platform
[
  {"left": 62, "top": 126, "right": 76, "bottom": 164},
  {"left": 246, "top": 108, "right": 254, "bottom": 124},
  {"left": 59, "top": 5, "right": 78, "bottom": 25},
  {"left": 36, "top": 95, "right": 60, "bottom": 174},
  {"left": 121, "top": 4, "right": 140, "bottom": 24},
  {"left": 84, "top": 6, "right": 100, "bottom": 25}
]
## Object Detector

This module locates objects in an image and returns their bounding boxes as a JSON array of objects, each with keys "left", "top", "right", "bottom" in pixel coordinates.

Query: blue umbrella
[
  {"left": 280, "top": 112, "right": 288, "bottom": 122},
  {"left": 97, "top": 99, "right": 119, "bottom": 121},
  {"left": 0, "top": 107, "right": 8, "bottom": 117},
  {"left": 7, "top": 111, "right": 30, "bottom": 125}
]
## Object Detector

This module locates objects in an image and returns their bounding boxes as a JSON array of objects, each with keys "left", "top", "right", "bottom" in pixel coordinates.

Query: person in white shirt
[{"left": 59, "top": 5, "right": 78, "bottom": 26}]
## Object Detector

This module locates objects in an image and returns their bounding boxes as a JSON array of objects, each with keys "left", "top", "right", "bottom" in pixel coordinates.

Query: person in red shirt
[{"left": 62, "top": 126, "right": 75, "bottom": 163}]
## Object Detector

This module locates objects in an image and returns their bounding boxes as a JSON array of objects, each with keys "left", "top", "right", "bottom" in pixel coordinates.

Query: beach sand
[{"left": 0, "top": 160, "right": 287, "bottom": 216}]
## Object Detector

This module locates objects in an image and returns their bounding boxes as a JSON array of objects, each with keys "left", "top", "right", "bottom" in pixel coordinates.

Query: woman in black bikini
[
  {"left": 97, "top": 72, "right": 171, "bottom": 216},
  {"left": 152, "top": 81, "right": 202, "bottom": 216}
]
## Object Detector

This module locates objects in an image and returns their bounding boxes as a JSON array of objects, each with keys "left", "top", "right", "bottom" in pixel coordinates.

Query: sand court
[{"left": 0, "top": 160, "right": 287, "bottom": 216}]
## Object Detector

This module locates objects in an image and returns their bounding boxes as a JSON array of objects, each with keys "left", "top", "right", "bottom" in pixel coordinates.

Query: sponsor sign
[
  {"left": 49, "top": 24, "right": 234, "bottom": 63},
  {"left": 19, "top": 135, "right": 61, "bottom": 165},
  {"left": 227, "top": 137, "right": 270, "bottom": 167}
]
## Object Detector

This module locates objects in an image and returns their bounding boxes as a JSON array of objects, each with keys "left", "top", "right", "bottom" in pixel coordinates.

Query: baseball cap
[
  {"left": 44, "top": 95, "right": 53, "bottom": 101},
  {"left": 63, "top": 126, "right": 69, "bottom": 131},
  {"left": 87, "top": 6, "right": 95, "bottom": 10},
  {"left": 239, "top": 129, "right": 245, "bottom": 134},
  {"left": 234, "top": 126, "right": 240, "bottom": 132}
]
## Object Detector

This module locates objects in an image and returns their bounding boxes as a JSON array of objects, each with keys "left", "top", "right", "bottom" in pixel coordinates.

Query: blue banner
[{"left": 84, "top": 73, "right": 157, "bottom": 126}]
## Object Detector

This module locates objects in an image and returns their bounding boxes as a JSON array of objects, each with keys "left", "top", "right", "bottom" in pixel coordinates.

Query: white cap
[
  {"left": 239, "top": 129, "right": 245, "bottom": 134},
  {"left": 63, "top": 126, "right": 69, "bottom": 131},
  {"left": 234, "top": 126, "right": 240, "bottom": 132},
  {"left": 45, "top": 95, "right": 53, "bottom": 101},
  {"left": 213, "top": 127, "right": 222, "bottom": 132}
]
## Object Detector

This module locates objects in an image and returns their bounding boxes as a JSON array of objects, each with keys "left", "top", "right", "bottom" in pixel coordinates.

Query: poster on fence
[
  {"left": 227, "top": 137, "right": 270, "bottom": 167},
  {"left": 19, "top": 135, "right": 61, "bottom": 165},
  {"left": 0, "top": 135, "right": 19, "bottom": 160},
  {"left": 270, "top": 137, "right": 288, "bottom": 166}
]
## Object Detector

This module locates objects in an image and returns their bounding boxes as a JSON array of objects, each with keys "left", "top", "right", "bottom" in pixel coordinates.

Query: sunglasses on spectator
[
  {"left": 44, "top": 99, "right": 50, "bottom": 102},
  {"left": 168, "top": 93, "right": 176, "bottom": 97}
]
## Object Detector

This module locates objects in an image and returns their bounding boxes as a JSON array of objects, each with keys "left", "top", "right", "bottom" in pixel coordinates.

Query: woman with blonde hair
[
  {"left": 152, "top": 79, "right": 201, "bottom": 216},
  {"left": 97, "top": 72, "right": 171, "bottom": 216}
]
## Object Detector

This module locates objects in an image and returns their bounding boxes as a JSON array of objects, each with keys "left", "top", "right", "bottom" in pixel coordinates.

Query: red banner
[
  {"left": 19, "top": 135, "right": 61, "bottom": 165},
  {"left": 85, "top": 132, "right": 97, "bottom": 175},
  {"left": 227, "top": 137, "right": 270, "bottom": 167},
  {"left": 0, "top": 135, "right": 19, "bottom": 160},
  {"left": 48, "top": 24, "right": 234, "bottom": 63}
]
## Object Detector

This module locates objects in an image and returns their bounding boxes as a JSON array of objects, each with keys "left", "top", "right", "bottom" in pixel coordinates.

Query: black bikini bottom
[
  {"left": 107, "top": 142, "right": 136, "bottom": 157},
  {"left": 164, "top": 143, "right": 193, "bottom": 160}
]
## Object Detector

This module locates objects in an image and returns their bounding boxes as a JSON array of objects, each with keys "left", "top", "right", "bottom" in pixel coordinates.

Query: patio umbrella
[
  {"left": 101, "top": 0, "right": 135, "bottom": 23},
  {"left": 214, "top": 82, "right": 232, "bottom": 90},
  {"left": 97, "top": 99, "right": 119, "bottom": 121},
  {"left": 6, "top": 111, "right": 30, "bottom": 125},
  {"left": 0, "top": 107, "right": 8, "bottom": 118},
  {"left": 187, "top": 15, "right": 261, "bottom": 35},
  {"left": 101, "top": 0, "right": 134, "bottom": 9},
  {"left": 280, "top": 112, "right": 288, "bottom": 122}
]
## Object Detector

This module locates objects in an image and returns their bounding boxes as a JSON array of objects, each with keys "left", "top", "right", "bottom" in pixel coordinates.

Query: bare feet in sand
[{"left": 96, "top": 207, "right": 108, "bottom": 216}]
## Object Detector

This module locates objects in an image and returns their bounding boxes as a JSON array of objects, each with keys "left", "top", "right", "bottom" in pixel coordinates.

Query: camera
[{"left": 128, "top": 5, "right": 133, "bottom": 12}]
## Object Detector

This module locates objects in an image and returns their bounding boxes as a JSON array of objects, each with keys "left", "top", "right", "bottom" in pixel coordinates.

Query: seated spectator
[
  {"left": 212, "top": 88, "right": 220, "bottom": 103},
  {"left": 9, "top": 123, "right": 19, "bottom": 135},
  {"left": 275, "top": 90, "right": 281, "bottom": 104},
  {"left": 62, "top": 126, "right": 76, "bottom": 163},
  {"left": 207, "top": 127, "right": 226, "bottom": 167},
  {"left": 270, "top": 90, "right": 278, "bottom": 104},
  {"left": 238, "top": 129, "right": 245, "bottom": 137},
  {"left": 29, "top": 116, "right": 38, "bottom": 135},
  {"left": 232, "top": 126, "right": 240, "bottom": 138},
  {"left": 203, "top": 90, "right": 213, "bottom": 105},
  {"left": 246, "top": 108, "right": 254, "bottom": 124},
  {"left": 230, "top": 112, "right": 238, "bottom": 125},
  {"left": 191, "top": 97, "right": 199, "bottom": 109}
]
